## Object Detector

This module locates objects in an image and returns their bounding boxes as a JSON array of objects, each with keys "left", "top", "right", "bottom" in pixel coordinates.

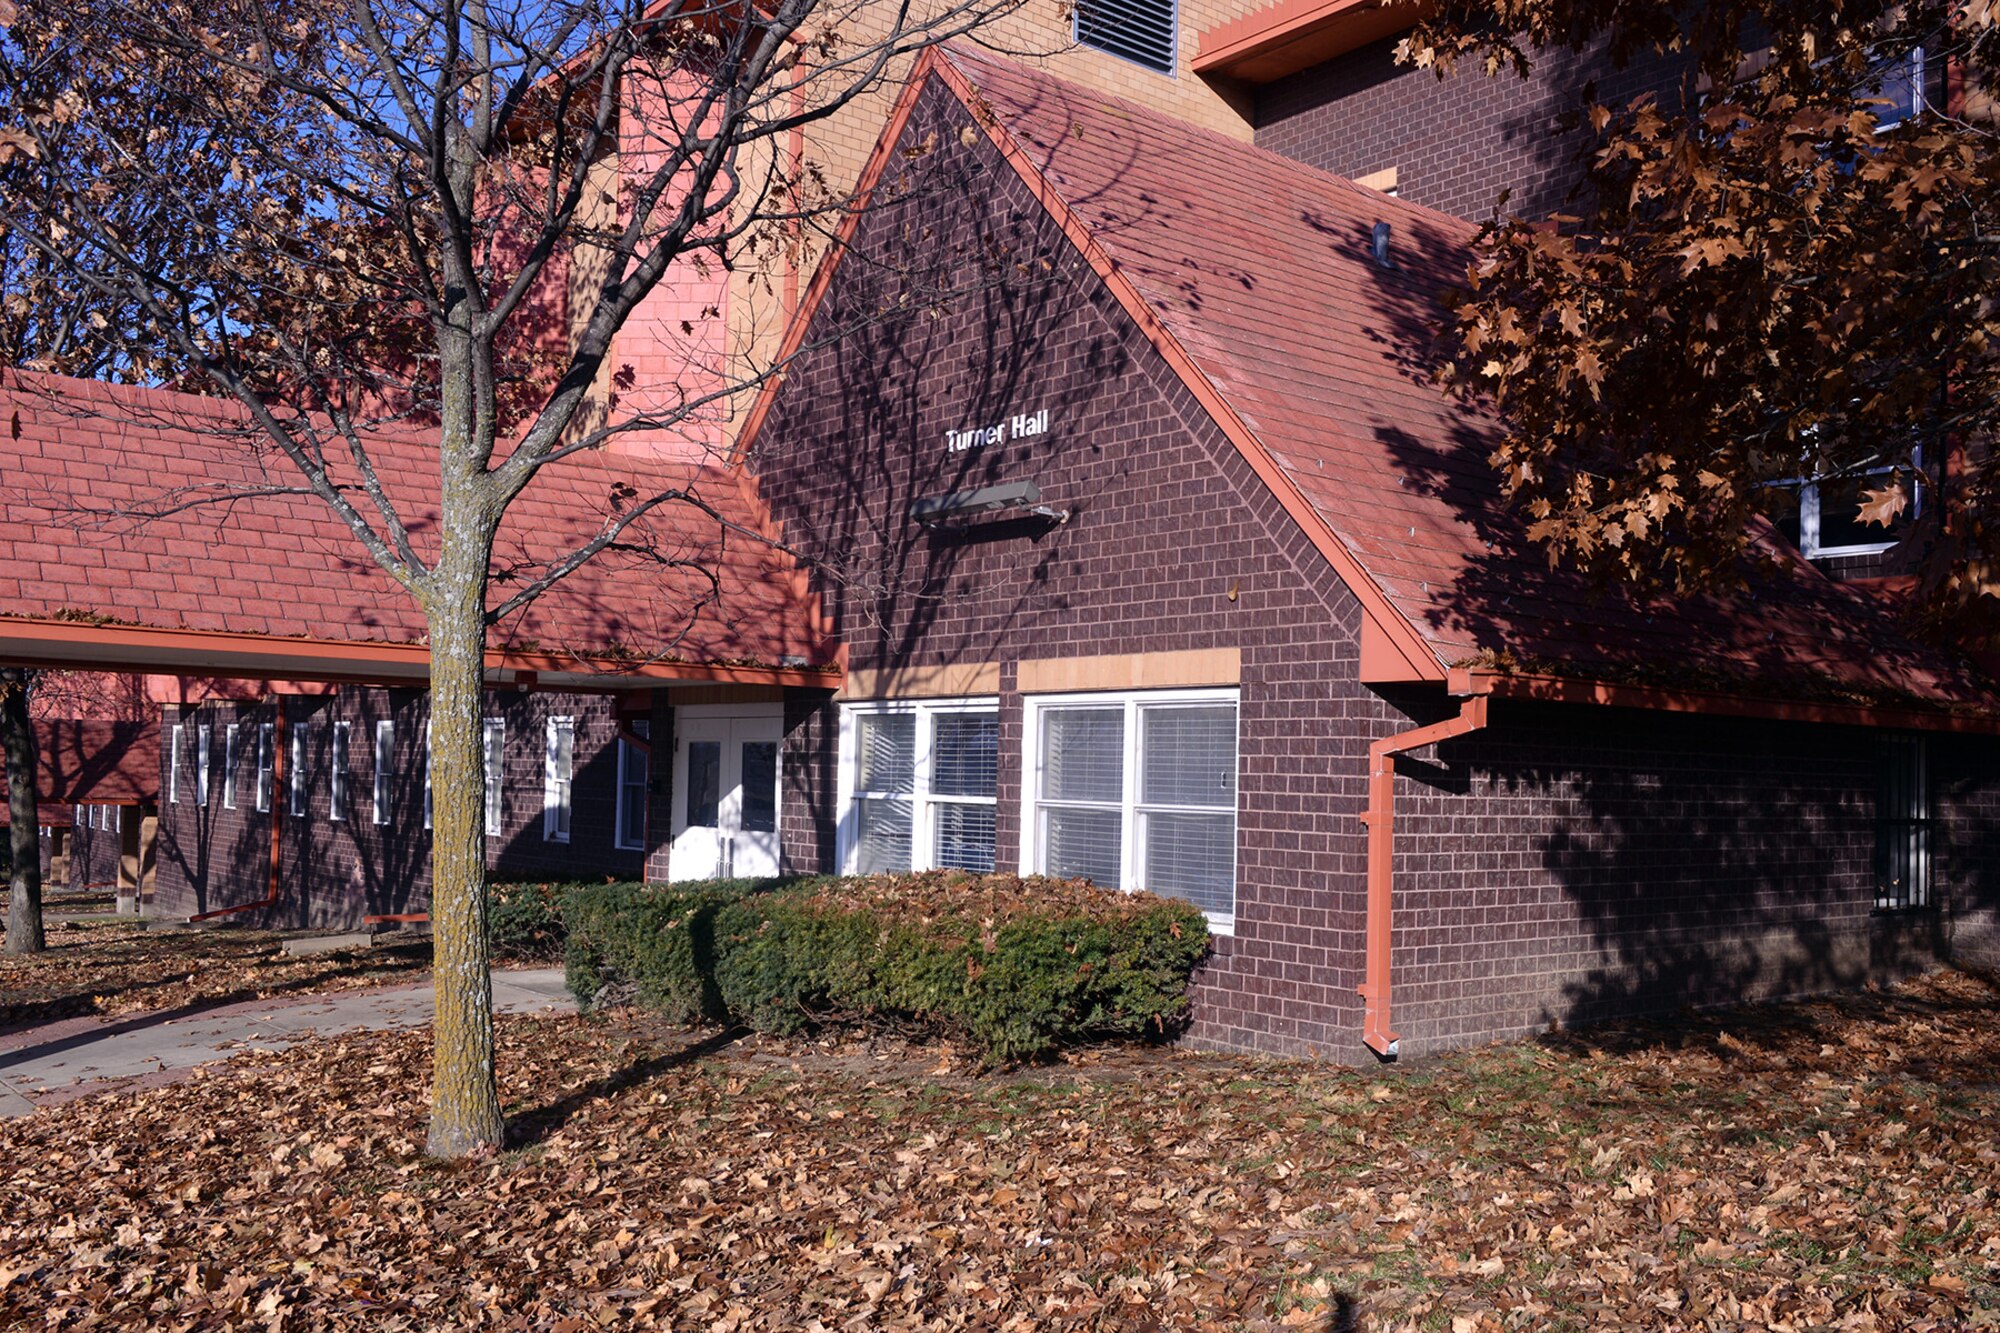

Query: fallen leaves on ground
[
  {"left": 0, "top": 918, "right": 432, "bottom": 1029},
  {"left": 2, "top": 969, "right": 1996, "bottom": 1330}
]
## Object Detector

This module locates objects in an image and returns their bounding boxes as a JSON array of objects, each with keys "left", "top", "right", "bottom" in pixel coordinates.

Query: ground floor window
[
  {"left": 840, "top": 699, "right": 999, "bottom": 874},
  {"left": 483, "top": 719, "right": 505, "bottom": 836},
  {"left": 616, "top": 721, "right": 650, "bottom": 851},
  {"left": 1877, "top": 735, "right": 1931, "bottom": 911},
  {"left": 543, "top": 716, "right": 575, "bottom": 843},
  {"left": 1022, "top": 689, "right": 1238, "bottom": 932}
]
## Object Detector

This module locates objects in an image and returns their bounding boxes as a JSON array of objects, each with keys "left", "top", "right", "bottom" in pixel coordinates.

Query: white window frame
[
  {"left": 614, "top": 722, "right": 650, "bottom": 852},
  {"left": 289, "top": 723, "right": 310, "bottom": 818},
  {"left": 542, "top": 715, "right": 574, "bottom": 843},
  {"left": 373, "top": 719, "right": 395, "bottom": 825},
  {"left": 222, "top": 724, "right": 239, "bottom": 809},
  {"left": 328, "top": 721, "right": 350, "bottom": 821},
  {"left": 1018, "top": 687, "right": 1240, "bottom": 934},
  {"left": 423, "top": 721, "right": 433, "bottom": 831},
  {"left": 836, "top": 697, "right": 1001, "bottom": 875},
  {"left": 195, "top": 725, "right": 212, "bottom": 807},
  {"left": 168, "top": 724, "right": 183, "bottom": 803},
  {"left": 483, "top": 718, "right": 505, "bottom": 837},
  {"left": 255, "top": 723, "right": 275, "bottom": 812}
]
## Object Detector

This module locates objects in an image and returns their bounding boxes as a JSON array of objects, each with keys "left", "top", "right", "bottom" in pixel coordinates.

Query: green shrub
[
  {"left": 565, "top": 871, "right": 1210, "bottom": 1064},
  {"left": 485, "top": 881, "right": 573, "bottom": 960},
  {"left": 563, "top": 877, "right": 783, "bottom": 1021}
]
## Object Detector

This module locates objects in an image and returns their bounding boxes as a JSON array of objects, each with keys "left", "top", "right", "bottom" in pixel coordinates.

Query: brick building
[
  {"left": 4, "top": 1, "right": 1995, "bottom": 1059},
  {"left": 730, "top": 42, "right": 2000, "bottom": 1059},
  {"left": 0, "top": 720, "right": 160, "bottom": 907}
]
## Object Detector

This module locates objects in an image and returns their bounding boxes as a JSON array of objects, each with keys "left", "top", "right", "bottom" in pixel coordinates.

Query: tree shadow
[
  {"left": 505, "top": 1025, "right": 744, "bottom": 1147},
  {"left": 0, "top": 941, "right": 431, "bottom": 1062}
]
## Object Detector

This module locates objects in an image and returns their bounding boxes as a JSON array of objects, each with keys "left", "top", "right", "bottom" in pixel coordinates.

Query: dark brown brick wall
[
  {"left": 155, "top": 688, "right": 654, "bottom": 929},
  {"left": 63, "top": 806, "right": 126, "bottom": 889},
  {"left": 749, "top": 76, "right": 2000, "bottom": 1060},
  {"left": 1252, "top": 34, "right": 1690, "bottom": 222}
]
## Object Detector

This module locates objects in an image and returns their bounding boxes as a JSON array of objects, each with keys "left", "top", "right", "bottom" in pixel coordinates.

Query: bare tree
[{"left": 0, "top": 0, "right": 1024, "bottom": 1154}]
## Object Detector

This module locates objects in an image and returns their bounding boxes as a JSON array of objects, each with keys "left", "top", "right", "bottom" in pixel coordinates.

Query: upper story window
[
  {"left": 1858, "top": 44, "right": 1937, "bottom": 132},
  {"left": 1772, "top": 454, "right": 1921, "bottom": 559},
  {"left": 1075, "top": 0, "right": 1176, "bottom": 75},
  {"left": 839, "top": 699, "right": 1000, "bottom": 874}
]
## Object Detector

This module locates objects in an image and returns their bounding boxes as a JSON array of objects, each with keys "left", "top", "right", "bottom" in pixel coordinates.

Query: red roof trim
[
  {"left": 1193, "top": 0, "right": 1432, "bottom": 84},
  {"left": 1450, "top": 667, "right": 2000, "bottom": 734},
  {"left": 0, "top": 616, "right": 839, "bottom": 691}
]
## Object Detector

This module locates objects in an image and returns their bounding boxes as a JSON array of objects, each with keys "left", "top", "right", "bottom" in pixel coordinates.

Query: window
[
  {"left": 840, "top": 700, "right": 999, "bottom": 874},
  {"left": 255, "top": 723, "right": 275, "bottom": 813},
  {"left": 329, "top": 721, "right": 350, "bottom": 821},
  {"left": 290, "top": 723, "right": 310, "bottom": 818},
  {"left": 423, "top": 722, "right": 433, "bottom": 832},
  {"left": 1859, "top": 44, "right": 1936, "bottom": 132},
  {"left": 1022, "top": 690, "right": 1238, "bottom": 931},
  {"left": 195, "top": 725, "right": 212, "bottom": 807},
  {"left": 1769, "top": 446, "right": 1923, "bottom": 559},
  {"left": 543, "top": 716, "right": 574, "bottom": 842},
  {"left": 615, "top": 721, "right": 650, "bottom": 852},
  {"left": 222, "top": 724, "right": 239, "bottom": 809},
  {"left": 373, "top": 720, "right": 395, "bottom": 825},
  {"left": 1877, "top": 735, "right": 1932, "bottom": 911},
  {"left": 1074, "top": 0, "right": 1175, "bottom": 74},
  {"left": 483, "top": 719, "right": 505, "bottom": 836},
  {"left": 168, "top": 724, "right": 183, "bottom": 803}
]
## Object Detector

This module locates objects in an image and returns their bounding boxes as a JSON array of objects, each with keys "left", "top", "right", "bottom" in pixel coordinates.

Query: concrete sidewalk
[{"left": 0, "top": 969, "right": 574, "bottom": 1116}]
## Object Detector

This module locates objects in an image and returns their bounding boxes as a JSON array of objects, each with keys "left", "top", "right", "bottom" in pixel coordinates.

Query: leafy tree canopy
[{"left": 1403, "top": 1, "right": 2000, "bottom": 637}]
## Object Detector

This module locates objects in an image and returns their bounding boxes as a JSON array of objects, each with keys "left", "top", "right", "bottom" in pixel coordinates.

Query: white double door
[{"left": 669, "top": 706, "right": 783, "bottom": 881}]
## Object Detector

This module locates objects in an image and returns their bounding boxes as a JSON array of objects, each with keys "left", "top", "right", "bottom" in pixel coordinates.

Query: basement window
[
  {"left": 839, "top": 700, "right": 999, "bottom": 875},
  {"left": 1877, "top": 735, "right": 1932, "bottom": 911},
  {"left": 1022, "top": 689, "right": 1238, "bottom": 932},
  {"left": 1074, "top": 0, "right": 1177, "bottom": 74}
]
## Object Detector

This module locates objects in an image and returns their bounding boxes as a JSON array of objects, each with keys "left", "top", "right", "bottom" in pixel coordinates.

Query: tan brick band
[{"left": 1015, "top": 648, "right": 1241, "bottom": 695}]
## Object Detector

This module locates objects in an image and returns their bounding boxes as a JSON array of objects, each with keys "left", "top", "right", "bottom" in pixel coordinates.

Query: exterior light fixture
[{"left": 909, "top": 480, "right": 1069, "bottom": 526}]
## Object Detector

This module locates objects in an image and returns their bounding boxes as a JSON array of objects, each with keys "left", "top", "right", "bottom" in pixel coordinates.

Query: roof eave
[{"left": 1193, "top": 0, "right": 1434, "bottom": 85}]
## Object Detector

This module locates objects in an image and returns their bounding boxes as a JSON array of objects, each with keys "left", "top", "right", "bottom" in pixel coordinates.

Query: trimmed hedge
[
  {"left": 486, "top": 881, "right": 574, "bottom": 960},
  {"left": 563, "top": 871, "right": 1210, "bottom": 1063}
]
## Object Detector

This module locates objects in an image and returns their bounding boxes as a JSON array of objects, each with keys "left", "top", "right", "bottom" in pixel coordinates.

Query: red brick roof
[
  {"left": 933, "top": 49, "right": 1993, "bottom": 711},
  {"left": 0, "top": 373, "right": 831, "bottom": 682},
  {"left": 0, "top": 720, "right": 158, "bottom": 810}
]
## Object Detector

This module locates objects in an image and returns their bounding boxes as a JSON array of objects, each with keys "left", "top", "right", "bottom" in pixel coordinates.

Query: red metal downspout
[
  {"left": 188, "top": 709, "right": 285, "bottom": 923},
  {"left": 1357, "top": 695, "right": 1488, "bottom": 1057}
]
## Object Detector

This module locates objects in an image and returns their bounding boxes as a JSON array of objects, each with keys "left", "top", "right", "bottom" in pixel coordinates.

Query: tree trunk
[
  {"left": 2, "top": 667, "right": 45, "bottom": 955},
  {"left": 423, "top": 560, "right": 505, "bottom": 1156}
]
